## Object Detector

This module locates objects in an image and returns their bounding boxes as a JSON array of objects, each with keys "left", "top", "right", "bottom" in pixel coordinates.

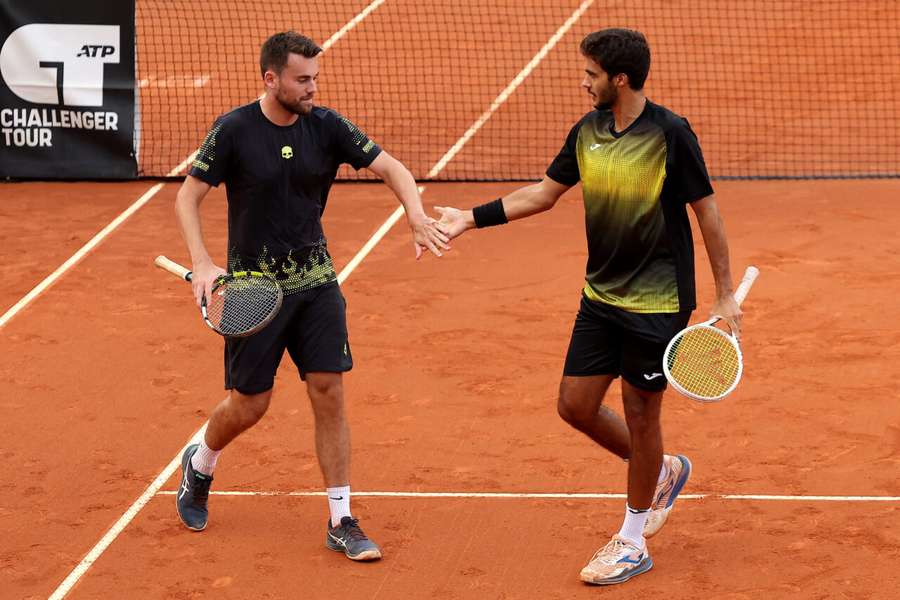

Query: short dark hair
[
  {"left": 259, "top": 31, "right": 322, "bottom": 78},
  {"left": 580, "top": 29, "right": 650, "bottom": 90}
]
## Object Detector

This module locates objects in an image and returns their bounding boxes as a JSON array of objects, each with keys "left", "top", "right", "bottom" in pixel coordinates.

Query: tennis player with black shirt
[
  {"left": 173, "top": 31, "right": 449, "bottom": 561},
  {"left": 435, "top": 29, "right": 741, "bottom": 584}
]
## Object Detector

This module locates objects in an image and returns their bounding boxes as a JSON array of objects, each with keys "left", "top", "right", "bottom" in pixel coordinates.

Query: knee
[
  {"left": 229, "top": 390, "right": 270, "bottom": 426},
  {"left": 307, "top": 375, "right": 345, "bottom": 418},
  {"left": 624, "top": 411, "right": 656, "bottom": 436},
  {"left": 623, "top": 396, "right": 661, "bottom": 436},
  {"left": 557, "top": 389, "right": 592, "bottom": 428},
  {"left": 308, "top": 376, "right": 342, "bottom": 401}
]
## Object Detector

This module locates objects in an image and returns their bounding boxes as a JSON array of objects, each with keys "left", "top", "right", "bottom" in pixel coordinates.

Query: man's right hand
[
  {"left": 434, "top": 206, "right": 475, "bottom": 240},
  {"left": 190, "top": 261, "right": 227, "bottom": 307}
]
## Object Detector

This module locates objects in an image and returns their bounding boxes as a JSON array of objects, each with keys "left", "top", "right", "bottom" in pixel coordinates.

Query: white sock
[
  {"left": 617, "top": 505, "right": 649, "bottom": 547},
  {"left": 657, "top": 456, "right": 670, "bottom": 485},
  {"left": 190, "top": 441, "right": 221, "bottom": 476},
  {"left": 327, "top": 485, "right": 351, "bottom": 527}
]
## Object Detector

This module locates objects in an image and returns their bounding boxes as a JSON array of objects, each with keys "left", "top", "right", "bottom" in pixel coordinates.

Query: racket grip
[
  {"left": 154, "top": 255, "right": 192, "bottom": 282},
  {"left": 733, "top": 266, "right": 759, "bottom": 306}
]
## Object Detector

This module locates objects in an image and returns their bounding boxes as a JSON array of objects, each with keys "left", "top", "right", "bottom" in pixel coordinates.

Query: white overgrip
[{"left": 733, "top": 266, "right": 759, "bottom": 306}]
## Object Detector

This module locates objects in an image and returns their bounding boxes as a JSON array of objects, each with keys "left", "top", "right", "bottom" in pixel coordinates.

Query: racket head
[
  {"left": 663, "top": 322, "right": 743, "bottom": 402},
  {"left": 200, "top": 271, "right": 283, "bottom": 337}
]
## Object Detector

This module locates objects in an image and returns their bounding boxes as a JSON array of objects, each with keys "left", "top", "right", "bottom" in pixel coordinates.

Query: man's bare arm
[
  {"left": 174, "top": 175, "right": 225, "bottom": 305},
  {"left": 434, "top": 176, "right": 572, "bottom": 239}
]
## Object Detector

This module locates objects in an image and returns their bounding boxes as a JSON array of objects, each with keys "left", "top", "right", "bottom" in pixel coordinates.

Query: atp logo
[{"left": 0, "top": 24, "right": 120, "bottom": 106}]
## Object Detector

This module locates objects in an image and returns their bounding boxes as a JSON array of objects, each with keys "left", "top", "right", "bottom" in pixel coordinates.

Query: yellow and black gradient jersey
[{"left": 546, "top": 101, "right": 713, "bottom": 314}]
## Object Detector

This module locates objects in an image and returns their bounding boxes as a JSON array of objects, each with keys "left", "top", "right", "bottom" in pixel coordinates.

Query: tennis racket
[
  {"left": 663, "top": 266, "right": 759, "bottom": 402},
  {"left": 155, "top": 255, "right": 283, "bottom": 337}
]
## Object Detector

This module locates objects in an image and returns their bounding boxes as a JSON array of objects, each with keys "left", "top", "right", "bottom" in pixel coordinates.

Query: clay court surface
[
  {"left": 2, "top": 177, "right": 899, "bottom": 599},
  {"left": 2, "top": 1, "right": 900, "bottom": 598}
]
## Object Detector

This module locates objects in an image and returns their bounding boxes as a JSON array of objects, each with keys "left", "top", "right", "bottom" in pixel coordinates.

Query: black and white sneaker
[
  {"left": 176, "top": 443, "right": 213, "bottom": 531},
  {"left": 326, "top": 516, "right": 382, "bottom": 561}
]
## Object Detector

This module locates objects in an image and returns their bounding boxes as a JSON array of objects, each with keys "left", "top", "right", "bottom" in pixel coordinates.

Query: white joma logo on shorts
[{"left": 643, "top": 372, "right": 663, "bottom": 380}]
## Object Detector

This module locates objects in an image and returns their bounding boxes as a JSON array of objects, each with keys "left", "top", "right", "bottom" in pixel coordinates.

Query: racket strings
[
  {"left": 206, "top": 277, "right": 282, "bottom": 336},
  {"left": 666, "top": 327, "right": 740, "bottom": 399}
]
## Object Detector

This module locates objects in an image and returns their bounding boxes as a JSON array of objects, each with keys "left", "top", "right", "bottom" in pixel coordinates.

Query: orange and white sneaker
[
  {"left": 643, "top": 454, "right": 692, "bottom": 538},
  {"left": 580, "top": 534, "right": 652, "bottom": 585}
]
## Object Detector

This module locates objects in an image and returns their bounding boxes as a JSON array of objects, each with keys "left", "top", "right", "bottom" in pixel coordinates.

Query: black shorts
[
  {"left": 563, "top": 295, "right": 691, "bottom": 392},
  {"left": 224, "top": 282, "right": 352, "bottom": 394}
]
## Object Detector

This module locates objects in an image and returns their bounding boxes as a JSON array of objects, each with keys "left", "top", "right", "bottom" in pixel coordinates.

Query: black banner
[{"left": 0, "top": 1, "right": 135, "bottom": 178}]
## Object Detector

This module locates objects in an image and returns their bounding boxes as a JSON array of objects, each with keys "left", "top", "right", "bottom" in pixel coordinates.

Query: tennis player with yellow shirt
[
  {"left": 173, "top": 31, "right": 448, "bottom": 561},
  {"left": 435, "top": 28, "right": 741, "bottom": 585}
]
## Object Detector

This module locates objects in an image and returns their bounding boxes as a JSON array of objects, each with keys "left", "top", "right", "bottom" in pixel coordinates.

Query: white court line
[
  {"left": 321, "top": 0, "right": 386, "bottom": 50},
  {"left": 45, "top": 208, "right": 398, "bottom": 599},
  {"left": 339, "top": 0, "right": 597, "bottom": 274},
  {"left": 46, "top": 424, "right": 207, "bottom": 600},
  {"left": 47, "top": 2, "right": 600, "bottom": 590},
  {"left": 337, "top": 185, "right": 424, "bottom": 283},
  {"left": 0, "top": 183, "right": 164, "bottom": 330},
  {"left": 720, "top": 494, "right": 900, "bottom": 502},
  {"left": 44, "top": 3, "right": 388, "bottom": 599},
  {"left": 0, "top": 99, "right": 209, "bottom": 332},
  {"left": 49, "top": 4, "right": 598, "bottom": 594},
  {"left": 3, "top": 0, "right": 392, "bottom": 330},
  {"left": 138, "top": 74, "right": 211, "bottom": 88},
  {"left": 155, "top": 490, "right": 900, "bottom": 502},
  {"left": 169, "top": 1, "right": 386, "bottom": 178},
  {"left": 426, "top": 0, "right": 595, "bottom": 178}
]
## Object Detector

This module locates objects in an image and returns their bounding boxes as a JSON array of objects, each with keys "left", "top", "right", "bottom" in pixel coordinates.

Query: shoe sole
[
  {"left": 326, "top": 536, "right": 383, "bottom": 561},
  {"left": 176, "top": 444, "right": 206, "bottom": 532},
  {"left": 580, "top": 557, "right": 653, "bottom": 585}
]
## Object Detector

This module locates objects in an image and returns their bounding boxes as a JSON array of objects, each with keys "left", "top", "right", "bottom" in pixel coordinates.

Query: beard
[
  {"left": 593, "top": 82, "right": 618, "bottom": 110},
  {"left": 275, "top": 88, "right": 314, "bottom": 116}
]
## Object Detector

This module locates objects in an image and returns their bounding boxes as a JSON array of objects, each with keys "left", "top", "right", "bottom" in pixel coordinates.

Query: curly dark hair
[
  {"left": 259, "top": 31, "right": 322, "bottom": 78},
  {"left": 580, "top": 29, "right": 651, "bottom": 90}
]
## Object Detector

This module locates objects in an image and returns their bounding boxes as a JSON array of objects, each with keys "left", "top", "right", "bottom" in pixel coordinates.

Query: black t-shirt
[
  {"left": 546, "top": 101, "right": 713, "bottom": 313},
  {"left": 188, "top": 101, "right": 382, "bottom": 294}
]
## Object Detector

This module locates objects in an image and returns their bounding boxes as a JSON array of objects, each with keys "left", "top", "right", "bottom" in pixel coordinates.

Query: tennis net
[{"left": 136, "top": 0, "right": 900, "bottom": 180}]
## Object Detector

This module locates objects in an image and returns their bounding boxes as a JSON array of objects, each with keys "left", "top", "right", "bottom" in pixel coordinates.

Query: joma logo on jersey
[
  {"left": 76, "top": 45, "right": 116, "bottom": 58},
  {"left": 0, "top": 24, "right": 120, "bottom": 106}
]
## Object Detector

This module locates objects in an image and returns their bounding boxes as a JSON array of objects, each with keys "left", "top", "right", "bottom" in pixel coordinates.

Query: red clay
[{"left": 1, "top": 179, "right": 898, "bottom": 599}]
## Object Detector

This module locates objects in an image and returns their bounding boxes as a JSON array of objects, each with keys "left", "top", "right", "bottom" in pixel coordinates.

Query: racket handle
[
  {"left": 733, "top": 265, "right": 759, "bottom": 306},
  {"left": 154, "top": 255, "right": 192, "bottom": 282}
]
